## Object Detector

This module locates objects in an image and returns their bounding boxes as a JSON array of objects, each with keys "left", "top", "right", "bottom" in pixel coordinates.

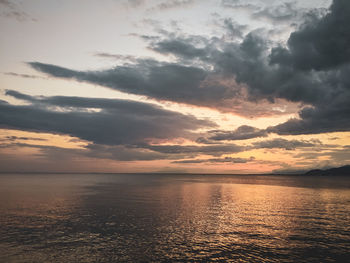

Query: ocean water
[{"left": 0, "top": 173, "right": 349, "bottom": 262}]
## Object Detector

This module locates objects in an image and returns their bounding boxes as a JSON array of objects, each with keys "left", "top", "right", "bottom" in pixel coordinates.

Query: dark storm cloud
[
  {"left": 28, "top": 40, "right": 294, "bottom": 118},
  {"left": 209, "top": 30, "right": 325, "bottom": 104},
  {"left": 28, "top": 0, "right": 350, "bottom": 135},
  {"left": 1, "top": 90, "right": 214, "bottom": 145},
  {"left": 267, "top": 99, "right": 350, "bottom": 135},
  {"left": 28, "top": 60, "right": 237, "bottom": 108},
  {"left": 270, "top": 0, "right": 350, "bottom": 71},
  {"left": 209, "top": 125, "right": 268, "bottom": 141},
  {"left": 215, "top": 0, "right": 350, "bottom": 134},
  {"left": 29, "top": 31, "right": 293, "bottom": 110}
]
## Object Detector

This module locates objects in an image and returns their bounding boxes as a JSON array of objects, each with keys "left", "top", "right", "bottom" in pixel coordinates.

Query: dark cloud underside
[
  {"left": 209, "top": 125, "right": 267, "bottom": 141},
  {"left": 1, "top": 90, "right": 213, "bottom": 145}
]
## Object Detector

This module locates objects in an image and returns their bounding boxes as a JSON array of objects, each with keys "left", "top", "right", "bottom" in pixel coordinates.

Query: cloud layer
[
  {"left": 27, "top": 0, "right": 350, "bottom": 138},
  {"left": 2, "top": 90, "right": 213, "bottom": 145},
  {"left": 1, "top": 0, "right": 349, "bottom": 172}
]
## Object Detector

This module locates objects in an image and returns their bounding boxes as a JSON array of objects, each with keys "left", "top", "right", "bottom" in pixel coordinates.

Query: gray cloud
[
  {"left": 31, "top": 59, "right": 277, "bottom": 117},
  {"left": 252, "top": 2, "right": 302, "bottom": 23},
  {"left": 0, "top": 141, "right": 172, "bottom": 162},
  {"left": 270, "top": 0, "right": 350, "bottom": 71},
  {"left": 135, "top": 137, "right": 324, "bottom": 158},
  {"left": 28, "top": 44, "right": 298, "bottom": 118},
  {"left": 290, "top": 145, "right": 350, "bottom": 169},
  {"left": 223, "top": 18, "right": 247, "bottom": 39},
  {"left": 0, "top": 132, "right": 249, "bottom": 162},
  {"left": 150, "top": 37, "right": 208, "bottom": 60},
  {"left": 261, "top": 0, "right": 350, "bottom": 134},
  {"left": 252, "top": 138, "right": 321, "bottom": 150},
  {"left": 154, "top": 0, "right": 195, "bottom": 10},
  {"left": 0, "top": 135, "right": 47, "bottom": 142},
  {"left": 209, "top": 30, "right": 324, "bottom": 104},
  {"left": 215, "top": 0, "right": 350, "bottom": 134},
  {"left": 137, "top": 143, "right": 246, "bottom": 157},
  {"left": 321, "top": 146, "right": 350, "bottom": 165},
  {"left": 2, "top": 90, "right": 214, "bottom": 146},
  {"left": 195, "top": 136, "right": 218, "bottom": 144},
  {"left": 0, "top": 134, "right": 248, "bottom": 162},
  {"left": 0, "top": 90, "right": 339, "bottom": 164},
  {"left": 267, "top": 91, "right": 350, "bottom": 135},
  {"left": 28, "top": 60, "right": 228, "bottom": 106},
  {"left": 81, "top": 143, "right": 171, "bottom": 161},
  {"left": 221, "top": 0, "right": 258, "bottom": 11},
  {"left": 0, "top": 0, "right": 36, "bottom": 21},
  {"left": 173, "top": 156, "right": 255, "bottom": 164},
  {"left": 28, "top": 0, "right": 350, "bottom": 135},
  {"left": 127, "top": 0, "right": 144, "bottom": 7},
  {"left": 94, "top": 52, "right": 140, "bottom": 63},
  {"left": 3, "top": 72, "right": 44, "bottom": 79},
  {"left": 208, "top": 125, "right": 268, "bottom": 141}
]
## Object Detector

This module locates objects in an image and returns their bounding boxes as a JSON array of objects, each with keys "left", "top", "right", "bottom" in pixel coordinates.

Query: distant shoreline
[{"left": 0, "top": 165, "right": 349, "bottom": 176}]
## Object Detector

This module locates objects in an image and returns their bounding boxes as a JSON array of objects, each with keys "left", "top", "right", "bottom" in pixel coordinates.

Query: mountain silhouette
[{"left": 304, "top": 165, "right": 350, "bottom": 176}]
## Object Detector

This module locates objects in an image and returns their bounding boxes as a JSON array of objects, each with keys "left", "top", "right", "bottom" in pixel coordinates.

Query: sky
[{"left": 0, "top": 0, "right": 349, "bottom": 174}]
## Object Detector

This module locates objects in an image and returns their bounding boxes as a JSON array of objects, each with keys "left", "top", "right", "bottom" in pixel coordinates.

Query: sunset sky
[{"left": 0, "top": 0, "right": 349, "bottom": 173}]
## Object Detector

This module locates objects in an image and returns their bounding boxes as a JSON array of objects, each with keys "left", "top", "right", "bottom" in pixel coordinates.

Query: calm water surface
[{"left": 0, "top": 173, "right": 349, "bottom": 262}]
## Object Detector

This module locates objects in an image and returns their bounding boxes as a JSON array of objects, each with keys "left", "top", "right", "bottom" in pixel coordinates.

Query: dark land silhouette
[{"left": 304, "top": 165, "right": 350, "bottom": 176}]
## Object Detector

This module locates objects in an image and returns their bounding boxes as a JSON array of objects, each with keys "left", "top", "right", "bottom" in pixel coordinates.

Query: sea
[{"left": 0, "top": 173, "right": 349, "bottom": 262}]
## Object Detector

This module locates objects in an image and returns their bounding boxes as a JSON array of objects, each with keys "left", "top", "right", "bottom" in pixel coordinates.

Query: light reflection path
[{"left": 0, "top": 173, "right": 349, "bottom": 262}]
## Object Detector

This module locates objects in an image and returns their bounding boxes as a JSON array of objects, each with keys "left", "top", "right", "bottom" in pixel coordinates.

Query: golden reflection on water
[
  {"left": 146, "top": 177, "right": 350, "bottom": 262},
  {"left": 0, "top": 174, "right": 349, "bottom": 262},
  {"left": 157, "top": 183, "right": 300, "bottom": 257}
]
